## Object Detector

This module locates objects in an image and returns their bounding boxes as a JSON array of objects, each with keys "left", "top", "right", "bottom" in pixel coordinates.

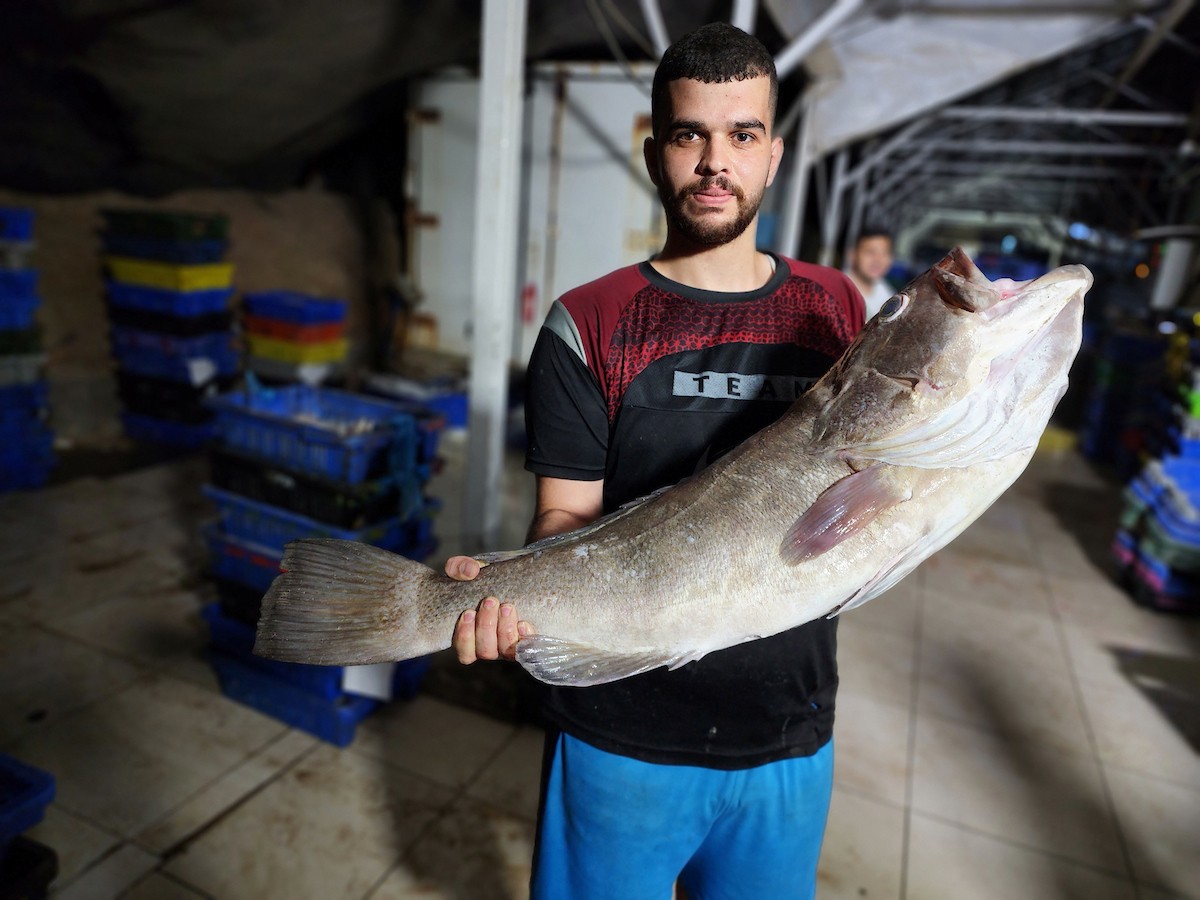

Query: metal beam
[
  {"left": 938, "top": 106, "right": 1189, "bottom": 127},
  {"left": 638, "top": 0, "right": 670, "bottom": 57},
  {"left": 820, "top": 149, "right": 849, "bottom": 266},
  {"left": 774, "top": 0, "right": 864, "bottom": 80},
  {"left": 902, "top": 161, "right": 1137, "bottom": 179},
  {"left": 916, "top": 139, "right": 1174, "bottom": 157},
  {"left": 1100, "top": 0, "right": 1196, "bottom": 107},
  {"left": 731, "top": 0, "right": 758, "bottom": 35},
  {"left": 777, "top": 91, "right": 815, "bottom": 258},
  {"left": 464, "top": 0, "right": 528, "bottom": 552}
]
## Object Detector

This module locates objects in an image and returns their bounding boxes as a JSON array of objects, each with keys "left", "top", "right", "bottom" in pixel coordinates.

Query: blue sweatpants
[{"left": 531, "top": 732, "right": 834, "bottom": 900}]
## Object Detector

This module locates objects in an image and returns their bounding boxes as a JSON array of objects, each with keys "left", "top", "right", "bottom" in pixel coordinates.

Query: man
[
  {"left": 446, "top": 22, "right": 863, "bottom": 899},
  {"left": 845, "top": 228, "right": 895, "bottom": 319}
]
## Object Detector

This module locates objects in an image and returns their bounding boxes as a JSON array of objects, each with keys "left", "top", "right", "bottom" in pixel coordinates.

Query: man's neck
[
  {"left": 848, "top": 271, "right": 874, "bottom": 296},
  {"left": 650, "top": 230, "right": 775, "bottom": 293}
]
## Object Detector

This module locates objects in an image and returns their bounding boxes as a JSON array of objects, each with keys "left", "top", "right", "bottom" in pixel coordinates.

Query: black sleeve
[{"left": 523, "top": 326, "right": 608, "bottom": 480}]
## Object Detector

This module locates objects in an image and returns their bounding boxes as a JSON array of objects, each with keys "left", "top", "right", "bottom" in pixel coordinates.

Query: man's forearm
[{"left": 526, "top": 508, "right": 598, "bottom": 544}]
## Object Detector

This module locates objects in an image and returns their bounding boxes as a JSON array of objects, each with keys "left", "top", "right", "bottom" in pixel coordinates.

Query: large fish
[{"left": 254, "top": 248, "right": 1091, "bottom": 686}]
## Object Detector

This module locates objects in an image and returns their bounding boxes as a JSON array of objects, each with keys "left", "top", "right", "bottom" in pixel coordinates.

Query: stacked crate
[
  {"left": 0, "top": 206, "right": 55, "bottom": 492},
  {"left": 243, "top": 290, "right": 348, "bottom": 385},
  {"left": 1078, "top": 327, "right": 1166, "bottom": 477},
  {"left": 201, "top": 384, "right": 444, "bottom": 745},
  {"left": 101, "top": 208, "right": 239, "bottom": 448},
  {"left": 0, "top": 753, "right": 58, "bottom": 896}
]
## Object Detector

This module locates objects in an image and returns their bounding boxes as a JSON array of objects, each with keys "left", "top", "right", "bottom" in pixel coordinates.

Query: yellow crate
[
  {"left": 246, "top": 334, "right": 348, "bottom": 364},
  {"left": 103, "top": 256, "right": 235, "bottom": 291}
]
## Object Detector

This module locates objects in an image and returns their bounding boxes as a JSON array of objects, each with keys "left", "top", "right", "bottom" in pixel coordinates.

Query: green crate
[{"left": 100, "top": 208, "right": 229, "bottom": 242}]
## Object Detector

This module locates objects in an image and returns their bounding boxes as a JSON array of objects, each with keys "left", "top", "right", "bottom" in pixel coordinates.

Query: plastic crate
[
  {"left": 246, "top": 355, "right": 347, "bottom": 387},
  {"left": 242, "top": 291, "right": 347, "bottom": 324},
  {"left": 0, "top": 208, "right": 34, "bottom": 242},
  {"left": 113, "top": 344, "right": 239, "bottom": 385},
  {"left": 100, "top": 208, "right": 229, "bottom": 241},
  {"left": 0, "top": 295, "right": 39, "bottom": 331},
  {"left": 106, "top": 281, "right": 234, "bottom": 317},
  {"left": 203, "top": 523, "right": 281, "bottom": 594},
  {"left": 0, "top": 381, "right": 49, "bottom": 416},
  {"left": 0, "top": 755, "right": 55, "bottom": 848},
  {"left": 116, "top": 371, "right": 231, "bottom": 424},
  {"left": 208, "top": 445, "right": 419, "bottom": 528},
  {"left": 0, "top": 270, "right": 37, "bottom": 300},
  {"left": 110, "top": 324, "right": 234, "bottom": 359},
  {"left": 101, "top": 233, "right": 228, "bottom": 264},
  {"left": 366, "top": 372, "right": 468, "bottom": 430},
  {"left": 208, "top": 650, "right": 379, "bottom": 747},
  {"left": 207, "top": 385, "right": 425, "bottom": 484},
  {"left": 0, "top": 241, "right": 34, "bottom": 271},
  {"left": 202, "top": 603, "right": 345, "bottom": 699},
  {"left": 202, "top": 484, "right": 414, "bottom": 552},
  {"left": 245, "top": 334, "right": 347, "bottom": 364},
  {"left": 0, "top": 835, "right": 58, "bottom": 899},
  {"left": 104, "top": 257, "right": 234, "bottom": 292},
  {"left": 242, "top": 315, "right": 345, "bottom": 343},
  {"left": 108, "top": 304, "right": 234, "bottom": 337},
  {"left": 120, "top": 411, "right": 216, "bottom": 448}
]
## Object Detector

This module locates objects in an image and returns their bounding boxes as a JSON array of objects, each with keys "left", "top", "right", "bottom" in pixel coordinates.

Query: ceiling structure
[{"left": 1, "top": 1, "right": 1195, "bottom": 254}]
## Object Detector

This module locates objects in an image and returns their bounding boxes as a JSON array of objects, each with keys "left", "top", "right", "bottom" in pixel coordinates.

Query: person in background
[
  {"left": 445, "top": 22, "right": 863, "bottom": 900},
  {"left": 845, "top": 227, "right": 895, "bottom": 319}
]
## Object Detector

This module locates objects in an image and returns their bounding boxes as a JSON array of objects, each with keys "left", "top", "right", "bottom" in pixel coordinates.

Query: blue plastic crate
[
  {"left": 111, "top": 324, "right": 234, "bottom": 359},
  {"left": 106, "top": 281, "right": 234, "bottom": 317},
  {"left": 202, "top": 484, "right": 412, "bottom": 553},
  {"left": 0, "top": 208, "right": 34, "bottom": 242},
  {"left": 207, "top": 385, "right": 425, "bottom": 484},
  {"left": 203, "top": 523, "right": 282, "bottom": 594},
  {"left": 0, "top": 754, "right": 55, "bottom": 847},
  {"left": 208, "top": 650, "right": 379, "bottom": 747},
  {"left": 202, "top": 603, "right": 345, "bottom": 699},
  {"left": 102, "top": 234, "right": 228, "bottom": 264},
  {"left": 243, "top": 291, "right": 347, "bottom": 324},
  {"left": 121, "top": 411, "right": 216, "bottom": 448},
  {"left": 0, "top": 269, "right": 38, "bottom": 300},
  {"left": 0, "top": 380, "right": 49, "bottom": 416},
  {"left": 114, "top": 343, "right": 240, "bottom": 385},
  {"left": 0, "top": 294, "right": 39, "bottom": 331}
]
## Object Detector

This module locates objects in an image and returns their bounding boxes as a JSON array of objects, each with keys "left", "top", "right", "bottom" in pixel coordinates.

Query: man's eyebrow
[
  {"left": 666, "top": 119, "right": 705, "bottom": 133},
  {"left": 732, "top": 119, "right": 767, "bottom": 132}
]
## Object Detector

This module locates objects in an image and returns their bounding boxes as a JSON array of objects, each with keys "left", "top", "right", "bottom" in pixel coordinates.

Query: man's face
[
  {"left": 645, "top": 76, "right": 783, "bottom": 247},
  {"left": 851, "top": 236, "right": 894, "bottom": 283}
]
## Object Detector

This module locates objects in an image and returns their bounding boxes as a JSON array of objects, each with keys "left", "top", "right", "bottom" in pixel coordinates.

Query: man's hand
[{"left": 445, "top": 556, "right": 534, "bottom": 664}]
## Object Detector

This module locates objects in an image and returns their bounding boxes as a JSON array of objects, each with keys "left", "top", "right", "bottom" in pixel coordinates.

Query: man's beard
[{"left": 660, "top": 175, "right": 763, "bottom": 247}]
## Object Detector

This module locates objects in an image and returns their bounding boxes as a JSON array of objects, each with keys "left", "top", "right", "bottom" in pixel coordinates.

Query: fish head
[{"left": 811, "top": 247, "right": 1092, "bottom": 466}]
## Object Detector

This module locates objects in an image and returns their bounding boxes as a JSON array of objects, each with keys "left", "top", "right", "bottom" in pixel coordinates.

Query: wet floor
[{"left": 1, "top": 433, "right": 1197, "bottom": 898}]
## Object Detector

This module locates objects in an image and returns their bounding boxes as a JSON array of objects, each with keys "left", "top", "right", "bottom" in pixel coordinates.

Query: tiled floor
[{"left": 1, "top": 433, "right": 1198, "bottom": 899}]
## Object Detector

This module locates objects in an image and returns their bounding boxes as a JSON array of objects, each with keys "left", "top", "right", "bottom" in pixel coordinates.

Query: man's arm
[{"left": 448, "top": 475, "right": 603, "bottom": 663}]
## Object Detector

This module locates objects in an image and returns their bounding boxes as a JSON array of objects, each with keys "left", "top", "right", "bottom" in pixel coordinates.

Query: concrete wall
[{"left": 0, "top": 187, "right": 398, "bottom": 448}]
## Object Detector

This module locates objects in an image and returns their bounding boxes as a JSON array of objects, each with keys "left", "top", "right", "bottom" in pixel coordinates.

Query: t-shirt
[{"left": 524, "top": 253, "right": 864, "bottom": 768}]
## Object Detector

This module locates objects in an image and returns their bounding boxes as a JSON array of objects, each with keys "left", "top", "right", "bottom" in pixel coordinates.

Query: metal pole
[
  {"left": 777, "top": 91, "right": 815, "bottom": 259},
  {"left": 731, "top": 0, "right": 757, "bottom": 34},
  {"left": 937, "top": 106, "right": 1188, "bottom": 127},
  {"left": 774, "top": 0, "right": 865, "bottom": 80},
  {"left": 638, "top": 0, "right": 670, "bottom": 57},
  {"left": 820, "top": 149, "right": 848, "bottom": 266},
  {"left": 464, "top": 0, "right": 528, "bottom": 552}
]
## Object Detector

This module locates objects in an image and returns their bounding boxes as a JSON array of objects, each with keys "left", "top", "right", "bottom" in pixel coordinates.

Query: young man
[
  {"left": 844, "top": 228, "right": 895, "bottom": 319},
  {"left": 447, "top": 22, "right": 863, "bottom": 899}
]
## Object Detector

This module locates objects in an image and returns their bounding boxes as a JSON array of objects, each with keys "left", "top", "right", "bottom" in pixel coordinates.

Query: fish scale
[{"left": 254, "top": 248, "right": 1092, "bottom": 687}]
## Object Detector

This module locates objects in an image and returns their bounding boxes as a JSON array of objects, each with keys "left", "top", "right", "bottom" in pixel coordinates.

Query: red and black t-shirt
[{"left": 524, "top": 254, "right": 864, "bottom": 768}]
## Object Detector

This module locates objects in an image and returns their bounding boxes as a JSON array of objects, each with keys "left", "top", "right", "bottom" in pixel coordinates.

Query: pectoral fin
[
  {"left": 516, "top": 635, "right": 693, "bottom": 686},
  {"left": 781, "top": 465, "right": 911, "bottom": 565}
]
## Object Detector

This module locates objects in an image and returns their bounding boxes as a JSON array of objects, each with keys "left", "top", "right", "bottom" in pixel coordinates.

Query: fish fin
[
  {"left": 475, "top": 485, "right": 673, "bottom": 564},
  {"left": 516, "top": 635, "right": 690, "bottom": 687},
  {"left": 781, "top": 466, "right": 911, "bottom": 565},
  {"left": 254, "top": 539, "right": 441, "bottom": 666}
]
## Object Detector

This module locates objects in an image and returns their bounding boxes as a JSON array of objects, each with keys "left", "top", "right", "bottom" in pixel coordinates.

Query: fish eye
[{"left": 877, "top": 293, "right": 909, "bottom": 322}]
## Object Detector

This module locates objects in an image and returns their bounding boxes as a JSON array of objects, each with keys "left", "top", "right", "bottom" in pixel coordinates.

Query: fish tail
[{"left": 253, "top": 538, "right": 444, "bottom": 666}]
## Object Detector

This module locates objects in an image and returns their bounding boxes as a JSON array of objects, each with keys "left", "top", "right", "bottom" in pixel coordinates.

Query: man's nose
[{"left": 697, "top": 140, "right": 729, "bottom": 175}]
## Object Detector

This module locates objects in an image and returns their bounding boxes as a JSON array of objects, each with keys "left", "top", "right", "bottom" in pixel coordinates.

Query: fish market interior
[{"left": 1, "top": 1, "right": 1198, "bottom": 897}]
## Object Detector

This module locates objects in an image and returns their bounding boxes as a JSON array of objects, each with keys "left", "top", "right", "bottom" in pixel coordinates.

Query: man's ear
[
  {"left": 765, "top": 135, "right": 784, "bottom": 188},
  {"left": 643, "top": 135, "right": 661, "bottom": 187}
]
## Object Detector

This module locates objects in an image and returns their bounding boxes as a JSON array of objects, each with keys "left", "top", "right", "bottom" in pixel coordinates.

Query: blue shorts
[{"left": 531, "top": 732, "right": 834, "bottom": 900}]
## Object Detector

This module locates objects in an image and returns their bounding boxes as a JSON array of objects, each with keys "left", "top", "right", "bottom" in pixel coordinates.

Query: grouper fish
[{"left": 254, "top": 248, "right": 1092, "bottom": 686}]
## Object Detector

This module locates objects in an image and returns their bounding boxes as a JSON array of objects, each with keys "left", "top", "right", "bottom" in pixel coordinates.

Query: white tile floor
[{"left": 1, "top": 433, "right": 1198, "bottom": 899}]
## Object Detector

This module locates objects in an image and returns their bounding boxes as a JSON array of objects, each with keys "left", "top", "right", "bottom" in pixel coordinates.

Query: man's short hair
[
  {"left": 856, "top": 227, "right": 893, "bottom": 246},
  {"left": 651, "top": 23, "right": 778, "bottom": 138}
]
